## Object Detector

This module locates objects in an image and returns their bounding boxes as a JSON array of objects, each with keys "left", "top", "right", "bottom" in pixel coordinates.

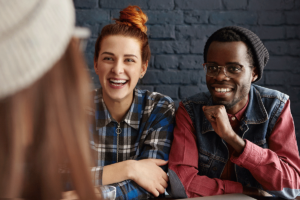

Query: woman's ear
[
  {"left": 252, "top": 67, "right": 258, "bottom": 82},
  {"left": 140, "top": 60, "right": 148, "bottom": 77},
  {"left": 94, "top": 60, "right": 98, "bottom": 75}
]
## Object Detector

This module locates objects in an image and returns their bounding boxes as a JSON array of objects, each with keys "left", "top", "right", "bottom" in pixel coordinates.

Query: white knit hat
[{"left": 0, "top": 0, "right": 75, "bottom": 99}]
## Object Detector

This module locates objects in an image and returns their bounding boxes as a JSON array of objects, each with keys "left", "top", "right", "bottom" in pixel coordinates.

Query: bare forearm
[
  {"left": 224, "top": 131, "right": 245, "bottom": 154},
  {"left": 202, "top": 105, "right": 245, "bottom": 154},
  {"left": 103, "top": 159, "right": 168, "bottom": 197},
  {"left": 102, "top": 160, "right": 135, "bottom": 185}
]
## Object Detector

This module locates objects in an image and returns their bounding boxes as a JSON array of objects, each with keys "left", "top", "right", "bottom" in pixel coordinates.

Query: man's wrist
[
  {"left": 225, "top": 132, "right": 246, "bottom": 154},
  {"left": 222, "top": 129, "right": 236, "bottom": 142}
]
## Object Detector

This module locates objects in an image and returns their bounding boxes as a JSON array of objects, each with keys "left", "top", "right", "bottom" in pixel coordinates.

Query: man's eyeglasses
[{"left": 203, "top": 63, "right": 244, "bottom": 78}]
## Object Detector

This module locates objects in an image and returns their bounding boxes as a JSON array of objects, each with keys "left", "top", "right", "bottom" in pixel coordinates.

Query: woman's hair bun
[{"left": 114, "top": 6, "right": 148, "bottom": 34}]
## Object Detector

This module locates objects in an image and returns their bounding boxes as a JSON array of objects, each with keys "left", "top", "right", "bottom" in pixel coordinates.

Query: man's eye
[
  {"left": 227, "top": 65, "right": 242, "bottom": 72},
  {"left": 207, "top": 65, "right": 218, "bottom": 71}
]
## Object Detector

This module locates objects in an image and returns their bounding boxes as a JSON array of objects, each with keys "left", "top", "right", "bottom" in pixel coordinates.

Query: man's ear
[{"left": 251, "top": 67, "right": 258, "bottom": 82}]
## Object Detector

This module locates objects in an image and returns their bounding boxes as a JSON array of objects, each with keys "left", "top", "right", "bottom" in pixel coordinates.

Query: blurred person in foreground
[
  {"left": 0, "top": 0, "right": 99, "bottom": 199},
  {"left": 168, "top": 26, "right": 300, "bottom": 199},
  {"left": 91, "top": 5, "right": 175, "bottom": 200}
]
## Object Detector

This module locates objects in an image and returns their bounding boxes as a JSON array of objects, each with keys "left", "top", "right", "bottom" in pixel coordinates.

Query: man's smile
[
  {"left": 214, "top": 87, "right": 233, "bottom": 93},
  {"left": 209, "top": 83, "right": 235, "bottom": 97}
]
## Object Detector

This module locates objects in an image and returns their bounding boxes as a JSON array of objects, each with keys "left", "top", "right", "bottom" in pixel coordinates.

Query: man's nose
[{"left": 214, "top": 66, "right": 230, "bottom": 81}]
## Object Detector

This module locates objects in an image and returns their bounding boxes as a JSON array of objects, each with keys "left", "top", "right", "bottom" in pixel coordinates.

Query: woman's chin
[{"left": 104, "top": 91, "right": 133, "bottom": 103}]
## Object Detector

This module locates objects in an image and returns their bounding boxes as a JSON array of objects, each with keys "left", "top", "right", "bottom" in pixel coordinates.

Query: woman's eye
[
  {"left": 103, "top": 57, "right": 113, "bottom": 61},
  {"left": 125, "top": 58, "right": 135, "bottom": 62}
]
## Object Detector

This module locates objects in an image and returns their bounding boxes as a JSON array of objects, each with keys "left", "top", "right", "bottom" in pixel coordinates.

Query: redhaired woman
[{"left": 91, "top": 5, "right": 175, "bottom": 200}]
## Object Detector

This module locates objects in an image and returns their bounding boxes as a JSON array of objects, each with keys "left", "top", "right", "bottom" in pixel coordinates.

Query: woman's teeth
[
  {"left": 215, "top": 88, "right": 231, "bottom": 93},
  {"left": 109, "top": 79, "right": 127, "bottom": 86}
]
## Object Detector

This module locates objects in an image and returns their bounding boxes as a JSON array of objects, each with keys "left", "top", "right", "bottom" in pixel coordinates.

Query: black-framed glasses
[{"left": 203, "top": 63, "right": 244, "bottom": 78}]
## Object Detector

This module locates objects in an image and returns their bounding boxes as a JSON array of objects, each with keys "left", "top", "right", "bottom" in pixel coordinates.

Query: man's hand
[
  {"left": 243, "top": 186, "right": 272, "bottom": 197},
  {"left": 129, "top": 159, "right": 168, "bottom": 197},
  {"left": 202, "top": 105, "right": 234, "bottom": 140},
  {"left": 202, "top": 105, "right": 245, "bottom": 154}
]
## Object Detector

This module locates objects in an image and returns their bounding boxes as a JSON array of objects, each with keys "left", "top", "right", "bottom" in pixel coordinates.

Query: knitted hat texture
[
  {"left": 204, "top": 26, "right": 269, "bottom": 82},
  {"left": 0, "top": 0, "right": 75, "bottom": 99}
]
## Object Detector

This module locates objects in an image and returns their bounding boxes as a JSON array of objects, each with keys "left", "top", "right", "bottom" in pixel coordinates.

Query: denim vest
[{"left": 182, "top": 84, "right": 288, "bottom": 189}]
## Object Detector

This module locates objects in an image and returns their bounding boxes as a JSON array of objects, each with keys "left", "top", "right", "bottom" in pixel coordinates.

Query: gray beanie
[
  {"left": 204, "top": 26, "right": 269, "bottom": 82},
  {"left": 0, "top": 0, "right": 75, "bottom": 99}
]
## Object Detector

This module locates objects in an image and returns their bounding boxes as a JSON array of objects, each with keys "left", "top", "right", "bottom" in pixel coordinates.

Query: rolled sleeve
[
  {"left": 224, "top": 180, "right": 243, "bottom": 194},
  {"left": 231, "top": 100, "right": 300, "bottom": 199},
  {"left": 92, "top": 166, "right": 103, "bottom": 186},
  {"left": 231, "top": 139, "right": 262, "bottom": 170},
  {"left": 169, "top": 102, "right": 244, "bottom": 198}
]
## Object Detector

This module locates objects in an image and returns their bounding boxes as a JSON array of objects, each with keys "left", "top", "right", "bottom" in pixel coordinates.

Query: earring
[{"left": 140, "top": 75, "right": 143, "bottom": 78}]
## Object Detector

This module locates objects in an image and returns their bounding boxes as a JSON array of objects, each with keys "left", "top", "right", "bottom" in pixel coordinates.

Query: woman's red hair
[{"left": 94, "top": 6, "right": 150, "bottom": 64}]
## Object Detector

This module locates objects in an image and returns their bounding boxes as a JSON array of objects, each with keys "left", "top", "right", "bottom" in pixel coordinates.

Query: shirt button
[{"left": 231, "top": 117, "right": 236, "bottom": 121}]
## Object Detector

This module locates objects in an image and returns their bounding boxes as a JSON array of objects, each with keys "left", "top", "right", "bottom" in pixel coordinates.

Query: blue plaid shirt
[{"left": 90, "top": 88, "right": 175, "bottom": 200}]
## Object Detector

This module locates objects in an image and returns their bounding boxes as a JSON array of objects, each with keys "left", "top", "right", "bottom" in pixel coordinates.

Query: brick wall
[{"left": 74, "top": 0, "right": 300, "bottom": 149}]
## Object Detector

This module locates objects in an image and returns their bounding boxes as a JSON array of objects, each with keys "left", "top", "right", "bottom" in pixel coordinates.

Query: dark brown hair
[
  {"left": 0, "top": 39, "right": 99, "bottom": 200},
  {"left": 94, "top": 5, "right": 150, "bottom": 64}
]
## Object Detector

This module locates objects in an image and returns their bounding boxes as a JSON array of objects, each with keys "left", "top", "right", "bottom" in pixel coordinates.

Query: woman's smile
[{"left": 94, "top": 35, "right": 147, "bottom": 103}]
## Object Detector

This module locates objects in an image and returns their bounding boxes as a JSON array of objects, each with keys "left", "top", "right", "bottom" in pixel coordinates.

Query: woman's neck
[{"left": 102, "top": 92, "right": 134, "bottom": 123}]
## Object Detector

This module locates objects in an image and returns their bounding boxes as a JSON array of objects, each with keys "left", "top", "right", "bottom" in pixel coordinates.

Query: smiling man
[{"left": 168, "top": 26, "right": 300, "bottom": 199}]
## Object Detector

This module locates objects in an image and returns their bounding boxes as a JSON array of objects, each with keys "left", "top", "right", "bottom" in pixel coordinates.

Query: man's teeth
[
  {"left": 215, "top": 88, "right": 231, "bottom": 93},
  {"left": 110, "top": 79, "right": 127, "bottom": 84}
]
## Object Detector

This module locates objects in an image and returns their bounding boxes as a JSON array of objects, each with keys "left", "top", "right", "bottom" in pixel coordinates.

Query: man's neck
[{"left": 226, "top": 94, "right": 249, "bottom": 115}]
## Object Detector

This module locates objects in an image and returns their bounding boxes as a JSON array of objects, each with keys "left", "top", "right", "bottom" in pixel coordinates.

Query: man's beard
[{"left": 212, "top": 83, "right": 250, "bottom": 110}]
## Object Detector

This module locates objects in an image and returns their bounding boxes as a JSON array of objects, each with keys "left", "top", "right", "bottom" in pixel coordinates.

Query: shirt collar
[
  {"left": 123, "top": 88, "right": 141, "bottom": 130},
  {"left": 95, "top": 88, "right": 141, "bottom": 130},
  {"left": 227, "top": 94, "right": 249, "bottom": 122}
]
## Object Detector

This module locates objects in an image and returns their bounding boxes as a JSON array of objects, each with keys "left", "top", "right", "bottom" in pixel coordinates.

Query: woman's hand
[
  {"left": 129, "top": 159, "right": 168, "bottom": 197},
  {"left": 61, "top": 190, "right": 78, "bottom": 199},
  {"left": 62, "top": 188, "right": 101, "bottom": 199}
]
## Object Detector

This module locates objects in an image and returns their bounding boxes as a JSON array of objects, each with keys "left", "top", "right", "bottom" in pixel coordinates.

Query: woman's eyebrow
[
  {"left": 101, "top": 52, "right": 114, "bottom": 56},
  {"left": 101, "top": 52, "right": 138, "bottom": 58},
  {"left": 124, "top": 54, "right": 138, "bottom": 58}
]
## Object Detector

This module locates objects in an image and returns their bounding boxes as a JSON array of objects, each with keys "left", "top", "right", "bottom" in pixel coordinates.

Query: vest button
[{"left": 212, "top": 167, "right": 217, "bottom": 171}]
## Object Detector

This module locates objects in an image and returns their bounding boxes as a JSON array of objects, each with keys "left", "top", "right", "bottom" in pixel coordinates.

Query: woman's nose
[{"left": 111, "top": 60, "right": 124, "bottom": 74}]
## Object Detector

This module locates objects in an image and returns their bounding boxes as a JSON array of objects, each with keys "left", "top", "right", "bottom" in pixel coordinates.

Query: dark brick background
[{"left": 74, "top": 0, "right": 300, "bottom": 150}]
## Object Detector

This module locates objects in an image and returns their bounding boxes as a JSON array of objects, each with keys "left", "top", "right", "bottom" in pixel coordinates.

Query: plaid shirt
[{"left": 90, "top": 88, "right": 175, "bottom": 200}]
